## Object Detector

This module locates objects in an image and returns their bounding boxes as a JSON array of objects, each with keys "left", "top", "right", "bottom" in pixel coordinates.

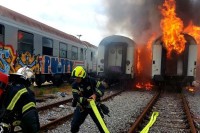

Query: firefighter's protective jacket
[
  {"left": 0, "top": 83, "right": 40, "bottom": 133},
  {"left": 71, "top": 77, "right": 105, "bottom": 107}
]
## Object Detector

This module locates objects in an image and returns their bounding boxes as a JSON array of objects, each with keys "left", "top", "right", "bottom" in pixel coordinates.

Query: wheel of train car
[
  {"left": 52, "top": 74, "right": 63, "bottom": 86},
  {"left": 35, "top": 77, "right": 42, "bottom": 87},
  {"left": 52, "top": 78, "right": 63, "bottom": 86},
  {"left": 35, "top": 74, "right": 43, "bottom": 87}
]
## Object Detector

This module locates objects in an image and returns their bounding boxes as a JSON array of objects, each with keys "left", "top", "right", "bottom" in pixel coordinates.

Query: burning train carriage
[
  {"left": 152, "top": 33, "right": 197, "bottom": 87},
  {"left": 97, "top": 35, "right": 136, "bottom": 84},
  {"left": 0, "top": 5, "right": 97, "bottom": 86}
]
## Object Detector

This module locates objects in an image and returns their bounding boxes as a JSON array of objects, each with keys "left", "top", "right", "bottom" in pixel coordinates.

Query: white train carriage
[
  {"left": 97, "top": 35, "right": 136, "bottom": 83},
  {"left": 0, "top": 5, "right": 97, "bottom": 86},
  {"left": 152, "top": 33, "right": 197, "bottom": 86},
  {"left": 82, "top": 41, "right": 98, "bottom": 76}
]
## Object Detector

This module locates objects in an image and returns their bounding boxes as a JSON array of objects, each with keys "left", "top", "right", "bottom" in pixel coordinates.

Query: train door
[
  {"left": 187, "top": 44, "right": 197, "bottom": 77},
  {"left": 105, "top": 43, "right": 127, "bottom": 74},
  {"left": 152, "top": 44, "right": 162, "bottom": 77},
  {"left": 162, "top": 45, "right": 188, "bottom": 77}
]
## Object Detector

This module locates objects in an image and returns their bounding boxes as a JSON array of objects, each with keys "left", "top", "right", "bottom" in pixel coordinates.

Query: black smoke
[{"left": 102, "top": 0, "right": 200, "bottom": 43}]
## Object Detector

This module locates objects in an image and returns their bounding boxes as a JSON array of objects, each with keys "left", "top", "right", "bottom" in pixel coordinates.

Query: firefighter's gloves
[
  {"left": 88, "top": 94, "right": 97, "bottom": 101},
  {"left": 99, "top": 104, "right": 110, "bottom": 117}
]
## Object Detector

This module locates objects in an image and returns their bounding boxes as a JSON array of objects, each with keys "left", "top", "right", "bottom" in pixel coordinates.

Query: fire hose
[
  {"left": 141, "top": 111, "right": 159, "bottom": 133},
  {"left": 89, "top": 100, "right": 110, "bottom": 133}
]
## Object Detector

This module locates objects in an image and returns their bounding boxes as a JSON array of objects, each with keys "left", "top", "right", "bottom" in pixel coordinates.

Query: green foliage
[{"left": 51, "top": 87, "right": 58, "bottom": 94}]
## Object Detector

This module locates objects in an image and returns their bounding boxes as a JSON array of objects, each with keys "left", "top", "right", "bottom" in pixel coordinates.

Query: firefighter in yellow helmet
[
  {"left": 70, "top": 66, "right": 108, "bottom": 133},
  {"left": 0, "top": 66, "right": 40, "bottom": 133}
]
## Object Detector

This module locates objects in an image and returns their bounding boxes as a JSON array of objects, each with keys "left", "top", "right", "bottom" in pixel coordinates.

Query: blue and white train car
[
  {"left": 0, "top": 5, "right": 97, "bottom": 86},
  {"left": 83, "top": 41, "right": 98, "bottom": 76}
]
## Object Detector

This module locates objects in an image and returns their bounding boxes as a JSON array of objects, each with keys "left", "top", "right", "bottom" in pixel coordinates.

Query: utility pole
[{"left": 77, "top": 34, "right": 82, "bottom": 40}]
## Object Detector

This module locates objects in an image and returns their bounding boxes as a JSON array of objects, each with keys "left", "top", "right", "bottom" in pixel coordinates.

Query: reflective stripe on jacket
[{"left": 6, "top": 84, "right": 36, "bottom": 115}]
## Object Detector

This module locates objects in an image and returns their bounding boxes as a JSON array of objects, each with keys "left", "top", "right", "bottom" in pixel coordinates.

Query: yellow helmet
[{"left": 71, "top": 66, "right": 86, "bottom": 78}]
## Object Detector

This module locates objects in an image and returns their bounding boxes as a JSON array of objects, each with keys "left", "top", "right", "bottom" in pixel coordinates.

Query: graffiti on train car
[
  {"left": 0, "top": 44, "right": 40, "bottom": 74},
  {"left": 40, "top": 55, "right": 84, "bottom": 74},
  {"left": 0, "top": 44, "right": 85, "bottom": 75},
  {"left": 0, "top": 45, "right": 16, "bottom": 74},
  {"left": 15, "top": 51, "right": 40, "bottom": 74},
  {"left": 41, "top": 55, "right": 73, "bottom": 74}
]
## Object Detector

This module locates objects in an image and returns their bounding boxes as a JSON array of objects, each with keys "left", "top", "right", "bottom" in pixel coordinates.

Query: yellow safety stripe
[
  {"left": 0, "top": 122, "right": 10, "bottom": 128},
  {"left": 12, "top": 120, "right": 21, "bottom": 126},
  {"left": 72, "top": 89, "right": 79, "bottom": 93},
  {"left": 7, "top": 88, "right": 27, "bottom": 110},
  {"left": 96, "top": 81, "right": 101, "bottom": 88},
  {"left": 95, "top": 88, "right": 103, "bottom": 96},
  {"left": 89, "top": 100, "right": 110, "bottom": 133},
  {"left": 141, "top": 112, "right": 159, "bottom": 133},
  {"left": 22, "top": 102, "right": 36, "bottom": 114},
  {"left": 79, "top": 97, "right": 83, "bottom": 103}
]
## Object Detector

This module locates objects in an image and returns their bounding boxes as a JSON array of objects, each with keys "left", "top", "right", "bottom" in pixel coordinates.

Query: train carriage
[
  {"left": 0, "top": 5, "right": 97, "bottom": 86},
  {"left": 97, "top": 35, "right": 136, "bottom": 84},
  {"left": 82, "top": 41, "right": 98, "bottom": 76},
  {"left": 152, "top": 33, "right": 198, "bottom": 86}
]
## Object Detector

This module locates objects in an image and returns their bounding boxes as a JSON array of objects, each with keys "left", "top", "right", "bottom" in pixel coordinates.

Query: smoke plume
[{"left": 103, "top": 0, "right": 200, "bottom": 44}]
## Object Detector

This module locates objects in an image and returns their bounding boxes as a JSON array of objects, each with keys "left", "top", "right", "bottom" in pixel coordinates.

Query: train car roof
[
  {"left": 82, "top": 41, "right": 98, "bottom": 49},
  {"left": 98, "top": 35, "right": 135, "bottom": 46},
  {"left": 154, "top": 33, "right": 197, "bottom": 45},
  {"left": 0, "top": 5, "right": 82, "bottom": 44}
]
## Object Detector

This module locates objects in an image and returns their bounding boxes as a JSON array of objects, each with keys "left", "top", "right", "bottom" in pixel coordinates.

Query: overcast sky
[
  {"left": 1, "top": 0, "right": 200, "bottom": 47},
  {"left": 0, "top": 0, "right": 110, "bottom": 46}
]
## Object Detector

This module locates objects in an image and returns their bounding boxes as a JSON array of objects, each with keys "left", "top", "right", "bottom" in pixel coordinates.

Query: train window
[
  {"left": 17, "top": 30, "right": 33, "bottom": 53},
  {"left": 80, "top": 48, "right": 84, "bottom": 60},
  {"left": 91, "top": 52, "right": 93, "bottom": 61},
  {"left": 100, "top": 59, "right": 104, "bottom": 64},
  {"left": 110, "top": 49, "right": 115, "bottom": 54},
  {"left": 0, "top": 24, "right": 5, "bottom": 47},
  {"left": 42, "top": 37, "right": 53, "bottom": 56},
  {"left": 71, "top": 46, "right": 78, "bottom": 60},
  {"left": 59, "top": 42, "right": 68, "bottom": 58},
  {"left": 118, "top": 49, "right": 122, "bottom": 54}
]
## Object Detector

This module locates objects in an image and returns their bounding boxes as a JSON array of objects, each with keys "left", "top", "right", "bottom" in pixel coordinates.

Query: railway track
[
  {"left": 128, "top": 87, "right": 197, "bottom": 133},
  {"left": 37, "top": 98, "right": 72, "bottom": 111},
  {"left": 39, "top": 85, "right": 125, "bottom": 132},
  {"left": 36, "top": 81, "right": 124, "bottom": 111}
]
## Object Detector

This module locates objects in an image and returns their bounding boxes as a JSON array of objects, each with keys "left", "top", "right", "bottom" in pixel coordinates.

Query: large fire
[
  {"left": 135, "top": 34, "right": 156, "bottom": 90},
  {"left": 136, "top": 49, "right": 142, "bottom": 75},
  {"left": 184, "top": 21, "right": 200, "bottom": 45},
  {"left": 160, "top": 0, "right": 186, "bottom": 58},
  {"left": 135, "top": 0, "right": 200, "bottom": 90}
]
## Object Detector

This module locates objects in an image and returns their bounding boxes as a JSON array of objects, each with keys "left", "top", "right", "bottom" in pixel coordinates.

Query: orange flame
[
  {"left": 135, "top": 34, "right": 156, "bottom": 91},
  {"left": 184, "top": 21, "right": 200, "bottom": 45},
  {"left": 136, "top": 48, "right": 142, "bottom": 75},
  {"left": 147, "top": 33, "right": 156, "bottom": 50},
  {"left": 160, "top": 0, "right": 186, "bottom": 57},
  {"left": 186, "top": 86, "right": 195, "bottom": 93},
  {"left": 135, "top": 82, "right": 154, "bottom": 90}
]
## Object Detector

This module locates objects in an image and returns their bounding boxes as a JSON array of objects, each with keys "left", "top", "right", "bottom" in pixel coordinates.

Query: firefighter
[
  {"left": 70, "top": 66, "right": 108, "bottom": 133},
  {"left": 0, "top": 66, "right": 40, "bottom": 133}
]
